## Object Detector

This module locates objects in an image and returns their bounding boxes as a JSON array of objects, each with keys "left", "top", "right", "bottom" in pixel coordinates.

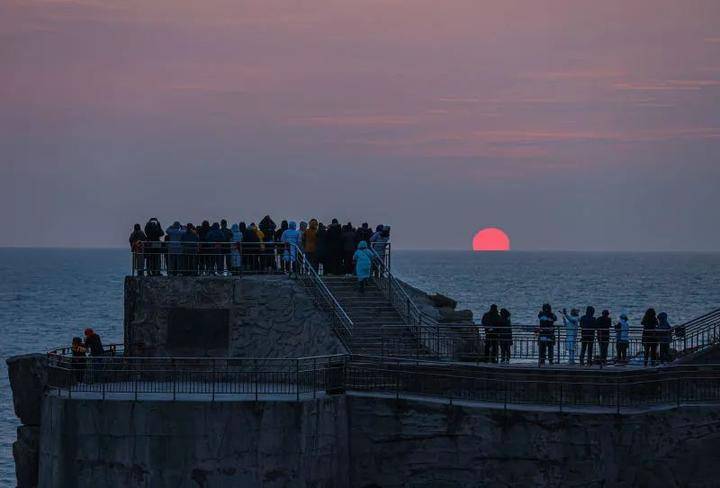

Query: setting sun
[{"left": 472, "top": 227, "right": 510, "bottom": 251}]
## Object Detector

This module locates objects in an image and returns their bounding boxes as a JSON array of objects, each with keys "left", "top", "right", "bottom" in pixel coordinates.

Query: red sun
[{"left": 472, "top": 227, "right": 510, "bottom": 251}]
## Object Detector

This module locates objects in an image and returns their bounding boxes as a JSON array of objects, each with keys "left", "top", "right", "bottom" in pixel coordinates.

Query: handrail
[
  {"left": 369, "top": 247, "right": 438, "bottom": 327},
  {"left": 288, "top": 242, "right": 354, "bottom": 348}
]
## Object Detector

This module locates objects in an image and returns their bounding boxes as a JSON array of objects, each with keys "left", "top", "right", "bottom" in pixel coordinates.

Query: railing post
[
  {"left": 212, "top": 359, "right": 216, "bottom": 402},
  {"left": 296, "top": 358, "right": 300, "bottom": 402}
]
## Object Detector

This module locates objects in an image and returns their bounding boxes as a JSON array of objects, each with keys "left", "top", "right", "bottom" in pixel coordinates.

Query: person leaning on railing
[
  {"left": 71, "top": 336, "right": 87, "bottom": 383},
  {"left": 642, "top": 308, "right": 659, "bottom": 366},
  {"left": 615, "top": 313, "right": 630, "bottom": 363}
]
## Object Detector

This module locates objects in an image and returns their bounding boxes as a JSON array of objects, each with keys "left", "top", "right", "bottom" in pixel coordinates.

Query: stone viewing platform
[{"left": 7, "top": 241, "right": 720, "bottom": 487}]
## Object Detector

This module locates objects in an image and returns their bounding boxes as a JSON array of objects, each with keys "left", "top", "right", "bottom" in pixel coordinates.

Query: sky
[{"left": 2, "top": 0, "right": 719, "bottom": 250}]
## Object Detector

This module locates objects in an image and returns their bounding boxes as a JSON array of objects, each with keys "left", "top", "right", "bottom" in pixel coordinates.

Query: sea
[{"left": 1, "top": 248, "right": 719, "bottom": 483}]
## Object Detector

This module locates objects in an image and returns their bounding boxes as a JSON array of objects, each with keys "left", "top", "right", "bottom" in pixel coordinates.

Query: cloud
[{"left": 287, "top": 115, "right": 421, "bottom": 127}]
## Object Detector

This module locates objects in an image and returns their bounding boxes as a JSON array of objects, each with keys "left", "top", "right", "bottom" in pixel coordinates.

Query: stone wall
[
  {"left": 124, "top": 276, "right": 347, "bottom": 358},
  {"left": 6, "top": 354, "right": 47, "bottom": 488},
  {"left": 39, "top": 394, "right": 349, "bottom": 488},
  {"left": 36, "top": 392, "right": 720, "bottom": 488},
  {"left": 348, "top": 396, "right": 720, "bottom": 488}
]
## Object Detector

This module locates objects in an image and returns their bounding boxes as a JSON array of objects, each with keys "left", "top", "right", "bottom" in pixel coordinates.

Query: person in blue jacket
[
  {"left": 281, "top": 221, "right": 302, "bottom": 273},
  {"left": 353, "top": 241, "right": 374, "bottom": 294},
  {"left": 615, "top": 313, "right": 630, "bottom": 363}
]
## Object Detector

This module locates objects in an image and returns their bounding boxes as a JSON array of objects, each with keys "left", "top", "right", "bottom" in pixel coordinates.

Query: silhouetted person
[
  {"left": 221, "top": 219, "right": 233, "bottom": 273},
  {"left": 596, "top": 310, "right": 612, "bottom": 366},
  {"left": 71, "top": 336, "right": 87, "bottom": 382},
  {"left": 562, "top": 308, "right": 580, "bottom": 365},
  {"left": 316, "top": 223, "right": 328, "bottom": 275},
  {"left": 353, "top": 241, "right": 374, "bottom": 294},
  {"left": 355, "top": 222, "right": 373, "bottom": 246},
  {"left": 342, "top": 223, "right": 357, "bottom": 274},
  {"left": 304, "top": 219, "right": 319, "bottom": 271},
  {"left": 243, "top": 223, "right": 261, "bottom": 271},
  {"left": 144, "top": 218, "right": 164, "bottom": 275},
  {"left": 84, "top": 328, "right": 104, "bottom": 356},
  {"left": 198, "top": 220, "right": 211, "bottom": 274},
  {"left": 481, "top": 305, "right": 500, "bottom": 363},
  {"left": 498, "top": 308, "right": 513, "bottom": 364},
  {"left": 129, "top": 224, "right": 147, "bottom": 276},
  {"left": 642, "top": 308, "right": 658, "bottom": 366},
  {"left": 579, "top": 306, "right": 596, "bottom": 366},
  {"left": 260, "top": 216, "right": 278, "bottom": 271},
  {"left": 658, "top": 312, "right": 672, "bottom": 363},
  {"left": 180, "top": 223, "right": 199, "bottom": 275},
  {"left": 615, "top": 313, "right": 630, "bottom": 363},
  {"left": 206, "top": 223, "right": 225, "bottom": 274},
  {"left": 537, "top": 304, "right": 557, "bottom": 366},
  {"left": 326, "top": 219, "right": 343, "bottom": 275},
  {"left": 165, "top": 221, "right": 184, "bottom": 276}
]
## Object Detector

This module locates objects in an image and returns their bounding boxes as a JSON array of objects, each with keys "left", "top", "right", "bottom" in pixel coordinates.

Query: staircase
[{"left": 321, "top": 276, "right": 430, "bottom": 357}]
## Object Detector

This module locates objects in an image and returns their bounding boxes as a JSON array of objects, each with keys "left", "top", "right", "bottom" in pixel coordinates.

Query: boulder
[
  {"left": 13, "top": 425, "right": 39, "bottom": 488},
  {"left": 6, "top": 354, "right": 48, "bottom": 426},
  {"left": 438, "top": 307, "right": 474, "bottom": 323},
  {"left": 428, "top": 293, "right": 457, "bottom": 310}
]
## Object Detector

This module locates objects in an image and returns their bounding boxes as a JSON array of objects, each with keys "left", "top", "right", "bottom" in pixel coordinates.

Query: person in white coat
[
  {"left": 230, "top": 223, "right": 243, "bottom": 275},
  {"left": 562, "top": 308, "right": 580, "bottom": 365}
]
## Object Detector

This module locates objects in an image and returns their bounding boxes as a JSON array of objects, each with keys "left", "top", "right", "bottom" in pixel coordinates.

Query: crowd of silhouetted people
[
  {"left": 479, "top": 304, "right": 684, "bottom": 367},
  {"left": 70, "top": 328, "right": 105, "bottom": 382},
  {"left": 129, "top": 216, "right": 390, "bottom": 278}
]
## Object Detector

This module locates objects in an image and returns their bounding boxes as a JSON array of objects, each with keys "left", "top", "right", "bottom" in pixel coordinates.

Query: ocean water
[{"left": 1, "top": 248, "right": 719, "bottom": 484}]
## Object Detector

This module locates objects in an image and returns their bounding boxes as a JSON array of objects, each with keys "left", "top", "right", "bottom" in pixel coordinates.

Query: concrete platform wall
[
  {"left": 38, "top": 393, "right": 720, "bottom": 488},
  {"left": 124, "top": 276, "right": 347, "bottom": 358}
]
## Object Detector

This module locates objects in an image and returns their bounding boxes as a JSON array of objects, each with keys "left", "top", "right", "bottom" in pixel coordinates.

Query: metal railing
[
  {"left": 47, "top": 348, "right": 347, "bottom": 401},
  {"left": 292, "top": 244, "right": 354, "bottom": 348},
  {"left": 46, "top": 347, "right": 720, "bottom": 411},
  {"left": 131, "top": 240, "right": 296, "bottom": 276}
]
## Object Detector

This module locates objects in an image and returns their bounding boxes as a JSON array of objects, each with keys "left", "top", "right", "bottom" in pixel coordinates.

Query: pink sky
[{"left": 2, "top": 0, "right": 720, "bottom": 249}]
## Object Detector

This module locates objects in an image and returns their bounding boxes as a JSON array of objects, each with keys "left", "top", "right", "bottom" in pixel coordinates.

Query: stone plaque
[{"left": 167, "top": 308, "right": 229, "bottom": 355}]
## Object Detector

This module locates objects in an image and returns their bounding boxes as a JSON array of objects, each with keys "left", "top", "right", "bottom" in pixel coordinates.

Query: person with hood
[
  {"left": 304, "top": 219, "right": 319, "bottom": 270},
  {"left": 281, "top": 221, "right": 302, "bottom": 272},
  {"left": 481, "top": 305, "right": 501, "bottom": 363},
  {"left": 316, "top": 223, "right": 328, "bottom": 275},
  {"left": 205, "top": 223, "right": 226, "bottom": 275},
  {"left": 180, "top": 223, "right": 199, "bottom": 275},
  {"left": 642, "top": 308, "right": 658, "bottom": 366},
  {"left": 144, "top": 218, "right": 164, "bottom": 275},
  {"left": 537, "top": 304, "right": 557, "bottom": 366},
  {"left": 498, "top": 308, "right": 513, "bottom": 364},
  {"left": 369, "top": 224, "right": 389, "bottom": 265},
  {"left": 579, "top": 306, "right": 596, "bottom": 366},
  {"left": 353, "top": 241, "right": 374, "bottom": 293},
  {"left": 615, "top": 313, "right": 630, "bottom": 363},
  {"left": 657, "top": 312, "right": 673, "bottom": 363},
  {"left": 165, "top": 221, "right": 184, "bottom": 276},
  {"left": 230, "top": 223, "right": 243, "bottom": 274},
  {"left": 260, "top": 216, "right": 278, "bottom": 272},
  {"left": 243, "top": 223, "right": 261, "bottom": 271},
  {"left": 220, "top": 219, "right": 234, "bottom": 273},
  {"left": 129, "top": 224, "right": 147, "bottom": 276},
  {"left": 342, "top": 223, "right": 357, "bottom": 274},
  {"left": 596, "top": 310, "right": 612, "bottom": 366},
  {"left": 326, "top": 219, "right": 343, "bottom": 275},
  {"left": 562, "top": 308, "right": 580, "bottom": 365}
]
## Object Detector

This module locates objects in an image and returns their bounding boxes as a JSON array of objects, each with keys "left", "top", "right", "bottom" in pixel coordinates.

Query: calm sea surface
[{"left": 1, "top": 248, "right": 719, "bottom": 483}]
